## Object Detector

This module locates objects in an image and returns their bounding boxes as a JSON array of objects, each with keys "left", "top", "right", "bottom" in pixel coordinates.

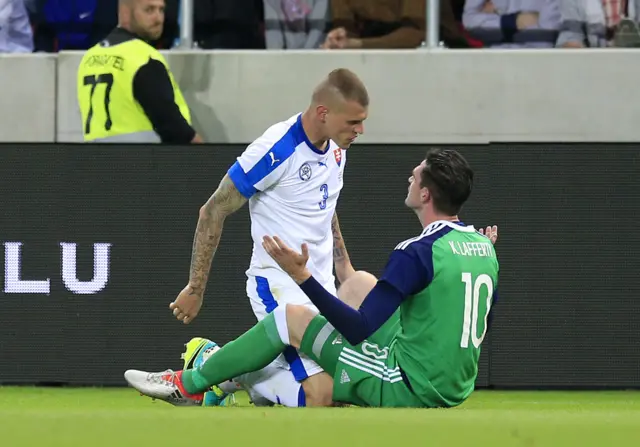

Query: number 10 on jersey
[{"left": 460, "top": 272, "right": 494, "bottom": 349}]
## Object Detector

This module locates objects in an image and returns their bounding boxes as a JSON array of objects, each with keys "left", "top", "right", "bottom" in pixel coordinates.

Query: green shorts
[{"left": 299, "top": 311, "right": 424, "bottom": 408}]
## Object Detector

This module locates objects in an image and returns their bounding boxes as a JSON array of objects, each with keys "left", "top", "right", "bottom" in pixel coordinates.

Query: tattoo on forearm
[
  {"left": 189, "top": 175, "right": 247, "bottom": 294},
  {"left": 332, "top": 213, "right": 349, "bottom": 263}
]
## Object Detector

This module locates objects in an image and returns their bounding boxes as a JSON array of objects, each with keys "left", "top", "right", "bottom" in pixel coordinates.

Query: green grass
[{"left": 2, "top": 387, "right": 640, "bottom": 446}]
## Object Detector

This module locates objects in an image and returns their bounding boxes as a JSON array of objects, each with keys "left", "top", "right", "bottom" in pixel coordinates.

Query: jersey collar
[
  {"left": 102, "top": 27, "right": 146, "bottom": 47},
  {"left": 293, "top": 113, "right": 330, "bottom": 156},
  {"left": 424, "top": 220, "right": 476, "bottom": 233}
]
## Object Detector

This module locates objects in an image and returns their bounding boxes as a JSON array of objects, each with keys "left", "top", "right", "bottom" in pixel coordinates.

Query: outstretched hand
[
  {"left": 478, "top": 225, "right": 498, "bottom": 245},
  {"left": 262, "top": 236, "right": 312, "bottom": 284}
]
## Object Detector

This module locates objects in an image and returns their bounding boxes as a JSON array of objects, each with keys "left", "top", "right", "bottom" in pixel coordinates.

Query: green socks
[{"left": 182, "top": 312, "right": 286, "bottom": 394}]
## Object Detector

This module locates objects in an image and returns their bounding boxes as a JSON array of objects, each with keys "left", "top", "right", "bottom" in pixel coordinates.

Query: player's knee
[
  {"left": 285, "top": 304, "right": 317, "bottom": 349},
  {"left": 302, "top": 372, "right": 334, "bottom": 407},
  {"left": 337, "top": 270, "right": 378, "bottom": 310}
]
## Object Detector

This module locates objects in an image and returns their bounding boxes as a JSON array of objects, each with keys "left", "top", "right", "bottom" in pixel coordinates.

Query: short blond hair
[{"left": 312, "top": 68, "right": 369, "bottom": 107}]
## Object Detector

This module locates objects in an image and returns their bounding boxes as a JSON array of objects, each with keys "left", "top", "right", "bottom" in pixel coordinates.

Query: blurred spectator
[
  {"left": 614, "top": 16, "right": 640, "bottom": 46},
  {"left": 323, "top": 0, "right": 476, "bottom": 49},
  {"left": 263, "top": 0, "right": 328, "bottom": 49},
  {"left": 28, "top": 0, "right": 176, "bottom": 52},
  {"left": 23, "top": 0, "right": 39, "bottom": 14},
  {"left": 463, "top": 0, "right": 561, "bottom": 47},
  {"left": 193, "top": 0, "right": 265, "bottom": 49},
  {"left": 556, "top": 0, "right": 640, "bottom": 47},
  {"left": 450, "top": 0, "right": 486, "bottom": 46},
  {"left": 0, "top": 0, "right": 34, "bottom": 52},
  {"left": 159, "top": 0, "right": 178, "bottom": 47},
  {"left": 36, "top": 0, "right": 100, "bottom": 50}
]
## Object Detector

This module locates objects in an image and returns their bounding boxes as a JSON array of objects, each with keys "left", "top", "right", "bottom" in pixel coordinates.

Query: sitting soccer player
[
  {"left": 125, "top": 148, "right": 500, "bottom": 408},
  {"left": 177, "top": 268, "right": 408, "bottom": 407}
]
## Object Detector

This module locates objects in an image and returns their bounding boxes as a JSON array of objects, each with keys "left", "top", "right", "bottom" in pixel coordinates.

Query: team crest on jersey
[
  {"left": 334, "top": 148, "right": 342, "bottom": 167},
  {"left": 299, "top": 162, "right": 312, "bottom": 181}
]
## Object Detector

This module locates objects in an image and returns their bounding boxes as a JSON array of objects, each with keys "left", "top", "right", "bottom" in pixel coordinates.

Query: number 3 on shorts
[{"left": 460, "top": 272, "right": 493, "bottom": 349}]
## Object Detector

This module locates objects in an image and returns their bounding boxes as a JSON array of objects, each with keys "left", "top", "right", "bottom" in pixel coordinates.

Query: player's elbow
[
  {"left": 198, "top": 203, "right": 216, "bottom": 221},
  {"left": 199, "top": 196, "right": 235, "bottom": 224},
  {"left": 343, "top": 316, "right": 379, "bottom": 345},
  {"left": 344, "top": 331, "right": 367, "bottom": 346}
]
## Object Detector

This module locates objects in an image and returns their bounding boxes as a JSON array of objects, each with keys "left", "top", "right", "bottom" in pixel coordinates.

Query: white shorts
[{"left": 246, "top": 273, "right": 337, "bottom": 382}]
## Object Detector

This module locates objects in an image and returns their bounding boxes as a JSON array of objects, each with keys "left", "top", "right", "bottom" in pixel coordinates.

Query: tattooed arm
[
  {"left": 332, "top": 212, "right": 356, "bottom": 284},
  {"left": 188, "top": 174, "right": 248, "bottom": 295},
  {"left": 170, "top": 174, "right": 247, "bottom": 324}
]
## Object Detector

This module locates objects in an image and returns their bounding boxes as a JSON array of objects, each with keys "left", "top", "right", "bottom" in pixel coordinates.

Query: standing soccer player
[
  {"left": 161, "top": 68, "right": 368, "bottom": 407},
  {"left": 125, "top": 148, "right": 500, "bottom": 408}
]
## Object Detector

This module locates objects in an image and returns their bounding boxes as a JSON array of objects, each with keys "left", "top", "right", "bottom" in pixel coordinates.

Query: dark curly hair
[{"left": 420, "top": 148, "right": 474, "bottom": 215}]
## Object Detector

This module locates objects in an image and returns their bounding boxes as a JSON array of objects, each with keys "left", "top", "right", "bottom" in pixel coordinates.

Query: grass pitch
[{"left": 1, "top": 387, "right": 639, "bottom": 446}]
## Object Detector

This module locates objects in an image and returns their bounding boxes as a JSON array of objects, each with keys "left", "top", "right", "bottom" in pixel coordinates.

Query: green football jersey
[{"left": 393, "top": 220, "right": 499, "bottom": 407}]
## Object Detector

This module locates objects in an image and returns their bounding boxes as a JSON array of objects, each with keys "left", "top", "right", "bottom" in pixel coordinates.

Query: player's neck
[
  {"left": 301, "top": 110, "right": 329, "bottom": 152},
  {"left": 419, "top": 210, "right": 460, "bottom": 228}
]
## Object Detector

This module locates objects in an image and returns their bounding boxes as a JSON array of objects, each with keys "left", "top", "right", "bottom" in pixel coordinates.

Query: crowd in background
[{"left": 3, "top": 0, "right": 640, "bottom": 54}]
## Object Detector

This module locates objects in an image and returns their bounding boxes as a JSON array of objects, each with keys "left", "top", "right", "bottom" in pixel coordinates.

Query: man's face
[
  {"left": 324, "top": 100, "right": 367, "bottom": 148},
  {"left": 130, "top": 0, "right": 165, "bottom": 41},
  {"left": 405, "top": 160, "right": 427, "bottom": 209}
]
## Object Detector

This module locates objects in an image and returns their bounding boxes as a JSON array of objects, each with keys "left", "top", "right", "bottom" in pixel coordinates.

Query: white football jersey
[{"left": 228, "top": 113, "right": 346, "bottom": 289}]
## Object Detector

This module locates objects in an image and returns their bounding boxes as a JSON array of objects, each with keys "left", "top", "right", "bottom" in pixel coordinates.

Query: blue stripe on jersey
[
  {"left": 388, "top": 225, "right": 456, "bottom": 295},
  {"left": 255, "top": 276, "right": 310, "bottom": 383},
  {"left": 228, "top": 124, "right": 300, "bottom": 199},
  {"left": 228, "top": 162, "right": 258, "bottom": 198},
  {"left": 292, "top": 113, "right": 327, "bottom": 155}
]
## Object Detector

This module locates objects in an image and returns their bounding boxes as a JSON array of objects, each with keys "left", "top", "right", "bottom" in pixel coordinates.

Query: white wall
[
  {"left": 3, "top": 49, "right": 639, "bottom": 144},
  {"left": 0, "top": 54, "right": 57, "bottom": 142}
]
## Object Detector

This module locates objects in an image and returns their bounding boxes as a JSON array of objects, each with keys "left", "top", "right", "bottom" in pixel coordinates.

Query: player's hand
[
  {"left": 478, "top": 225, "right": 498, "bottom": 245},
  {"left": 262, "top": 236, "right": 312, "bottom": 284},
  {"left": 323, "top": 27, "right": 347, "bottom": 49},
  {"left": 169, "top": 285, "right": 204, "bottom": 324}
]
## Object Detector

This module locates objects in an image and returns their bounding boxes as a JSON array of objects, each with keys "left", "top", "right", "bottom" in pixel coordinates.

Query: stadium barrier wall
[
  {"left": 3, "top": 50, "right": 640, "bottom": 144},
  {"left": 0, "top": 54, "right": 57, "bottom": 142},
  {"left": 1, "top": 143, "right": 638, "bottom": 389}
]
